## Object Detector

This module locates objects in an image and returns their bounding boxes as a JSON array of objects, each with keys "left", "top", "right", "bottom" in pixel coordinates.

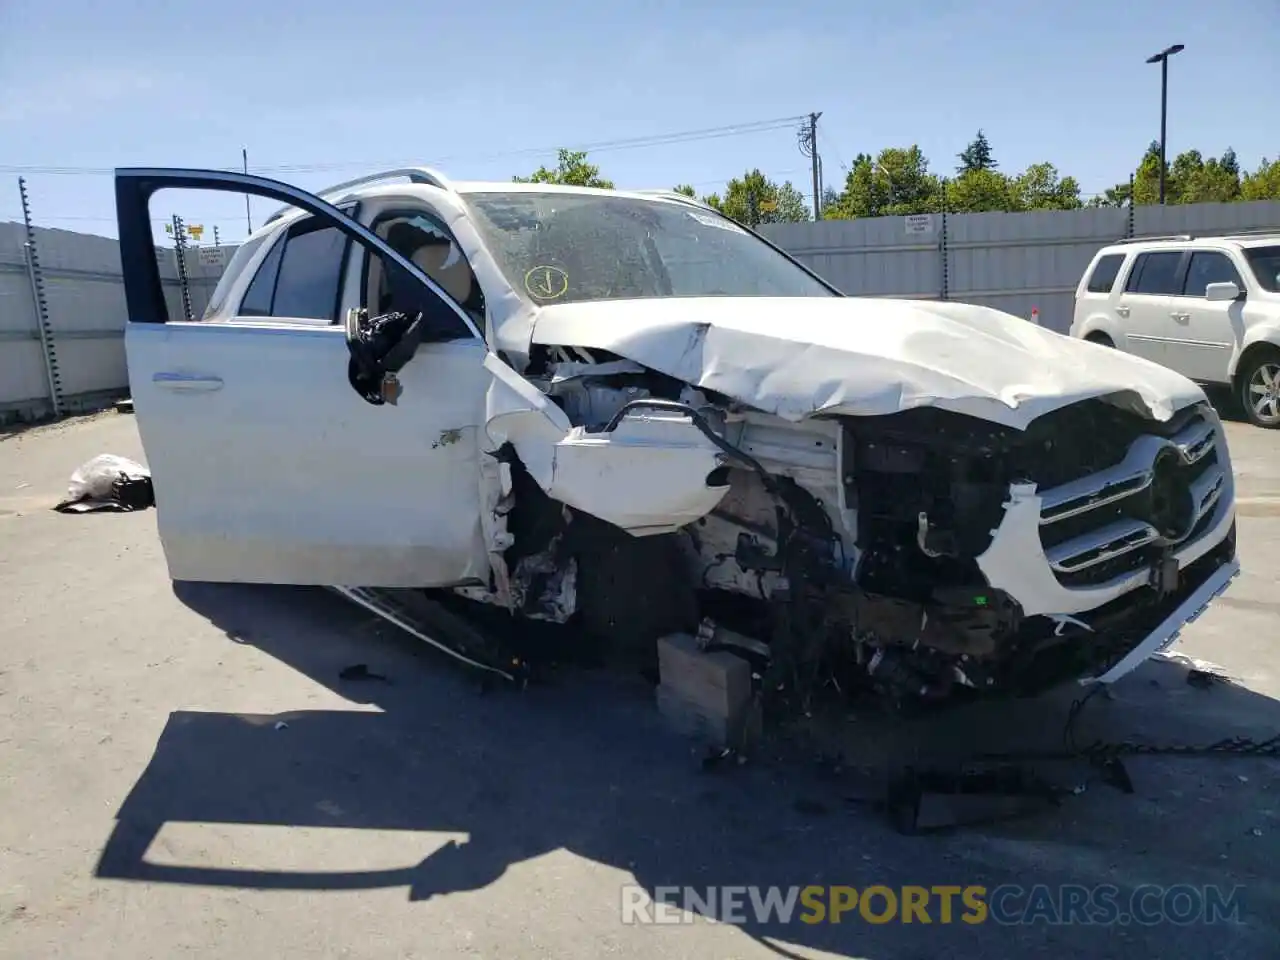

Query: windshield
[
  {"left": 1243, "top": 245, "right": 1280, "bottom": 293},
  {"left": 463, "top": 191, "right": 836, "bottom": 305}
]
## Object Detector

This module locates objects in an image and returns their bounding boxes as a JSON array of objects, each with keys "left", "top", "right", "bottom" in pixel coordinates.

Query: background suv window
[
  {"left": 1125, "top": 251, "right": 1184, "bottom": 295},
  {"left": 1182, "top": 251, "right": 1243, "bottom": 297},
  {"left": 1086, "top": 253, "right": 1125, "bottom": 294},
  {"left": 237, "top": 217, "right": 350, "bottom": 322}
]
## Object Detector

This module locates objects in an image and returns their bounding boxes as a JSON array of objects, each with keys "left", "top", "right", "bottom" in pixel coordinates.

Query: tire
[
  {"left": 1236, "top": 348, "right": 1280, "bottom": 429},
  {"left": 1085, "top": 332, "right": 1114, "bottom": 348}
]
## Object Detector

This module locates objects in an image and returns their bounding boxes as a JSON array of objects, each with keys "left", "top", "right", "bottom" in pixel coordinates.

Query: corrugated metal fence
[
  {"left": 0, "top": 221, "right": 229, "bottom": 423},
  {"left": 761, "top": 199, "right": 1280, "bottom": 333}
]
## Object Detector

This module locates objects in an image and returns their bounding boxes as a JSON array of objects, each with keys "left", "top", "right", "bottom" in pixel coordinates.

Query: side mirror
[{"left": 1205, "top": 281, "right": 1242, "bottom": 302}]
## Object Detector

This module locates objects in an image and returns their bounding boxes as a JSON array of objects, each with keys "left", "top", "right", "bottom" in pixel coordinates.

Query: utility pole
[
  {"left": 242, "top": 147, "right": 253, "bottom": 233},
  {"left": 808, "top": 112, "right": 822, "bottom": 220},
  {"left": 1145, "top": 44, "right": 1184, "bottom": 205},
  {"left": 797, "top": 112, "right": 823, "bottom": 219}
]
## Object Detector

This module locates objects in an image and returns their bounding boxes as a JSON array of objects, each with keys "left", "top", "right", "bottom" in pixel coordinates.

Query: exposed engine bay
[{"left": 426, "top": 339, "right": 1238, "bottom": 711}]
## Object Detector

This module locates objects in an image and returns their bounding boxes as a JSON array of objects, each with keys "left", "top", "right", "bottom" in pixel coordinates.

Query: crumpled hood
[{"left": 529, "top": 296, "right": 1206, "bottom": 430}]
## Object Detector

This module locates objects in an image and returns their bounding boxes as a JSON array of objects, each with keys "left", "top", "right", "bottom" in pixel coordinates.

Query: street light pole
[{"left": 1145, "top": 43, "right": 1184, "bottom": 205}]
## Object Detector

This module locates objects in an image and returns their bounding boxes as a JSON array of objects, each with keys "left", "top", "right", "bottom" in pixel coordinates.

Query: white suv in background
[{"left": 1070, "top": 233, "right": 1280, "bottom": 428}]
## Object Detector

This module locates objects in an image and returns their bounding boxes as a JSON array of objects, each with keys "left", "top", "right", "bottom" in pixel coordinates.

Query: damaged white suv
[{"left": 115, "top": 167, "right": 1240, "bottom": 704}]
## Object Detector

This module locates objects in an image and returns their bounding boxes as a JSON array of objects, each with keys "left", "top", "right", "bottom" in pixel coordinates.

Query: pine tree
[
  {"left": 957, "top": 130, "right": 997, "bottom": 174},
  {"left": 1221, "top": 148, "right": 1240, "bottom": 178}
]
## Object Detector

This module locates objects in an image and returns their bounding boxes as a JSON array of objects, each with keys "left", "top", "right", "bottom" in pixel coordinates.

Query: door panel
[
  {"left": 1116, "top": 250, "right": 1185, "bottom": 369},
  {"left": 1167, "top": 251, "right": 1243, "bottom": 384},
  {"left": 128, "top": 323, "right": 490, "bottom": 585},
  {"left": 117, "top": 168, "right": 490, "bottom": 587}
]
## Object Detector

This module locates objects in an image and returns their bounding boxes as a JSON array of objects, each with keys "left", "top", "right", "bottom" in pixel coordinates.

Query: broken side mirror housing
[{"left": 1205, "top": 281, "right": 1242, "bottom": 302}]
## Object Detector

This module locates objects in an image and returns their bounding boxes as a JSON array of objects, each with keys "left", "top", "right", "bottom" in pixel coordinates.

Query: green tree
[
  {"left": 826, "top": 146, "right": 942, "bottom": 219},
  {"left": 1087, "top": 182, "right": 1132, "bottom": 208},
  {"left": 1132, "top": 141, "right": 1165, "bottom": 205},
  {"left": 1174, "top": 149, "right": 1241, "bottom": 203},
  {"left": 1241, "top": 157, "right": 1280, "bottom": 201},
  {"left": 948, "top": 167, "right": 1018, "bottom": 213},
  {"left": 672, "top": 183, "right": 696, "bottom": 197},
  {"left": 957, "top": 129, "right": 997, "bottom": 174},
  {"left": 704, "top": 169, "right": 810, "bottom": 225},
  {"left": 1221, "top": 147, "right": 1240, "bottom": 180},
  {"left": 1013, "top": 162, "right": 1083, "bottom": 210},
  {"left": 514, "top": 148, "right": 614, "bottom": 188}
]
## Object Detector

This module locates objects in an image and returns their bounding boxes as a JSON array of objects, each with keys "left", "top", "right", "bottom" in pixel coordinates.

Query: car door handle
[
  {"left": 1115, "top": 306, "right": 1130, "bottom": 317},
  {"left": 1170, "top": 312, "right": 1191, "bottom": 322},
  {"left": 153, "top": 372, "right": 224, "bottom": 392}
]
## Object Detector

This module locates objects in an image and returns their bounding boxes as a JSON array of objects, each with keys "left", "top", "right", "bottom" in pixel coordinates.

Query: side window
[
  {"left": 1085, "top": 253, "right": 1125, "bottom": 294},
  {"left": 238, "top": 233, "right": 284, "bottom": 316},
  {"left": 203, "top": 233, "right": 267, "bottom": 319},
  {"left": 364, "top": 210, "right": 485, "bottom": 325},
  {"left": 236, "top": 217, "right": 350, "bottom": 323},
  {"left": 1125, "top": 251, "right": 1183, "bottom": 295},
  {"left": 1182, "top": 251, "right": 1243, "bottom": 297}
]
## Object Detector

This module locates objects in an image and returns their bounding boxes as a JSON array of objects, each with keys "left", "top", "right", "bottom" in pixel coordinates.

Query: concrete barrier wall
[{"left": 0, "top": 221, "right": 227, "bottom": 422}]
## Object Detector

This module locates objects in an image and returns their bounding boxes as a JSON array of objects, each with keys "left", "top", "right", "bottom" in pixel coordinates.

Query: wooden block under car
[{"left": 655, "top": 633, "right": 758, "bottom": 749}]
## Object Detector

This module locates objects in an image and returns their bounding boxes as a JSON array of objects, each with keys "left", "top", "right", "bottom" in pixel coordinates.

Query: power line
[{"left": 0, "top": 115, "right": 808, "bottom": 178}]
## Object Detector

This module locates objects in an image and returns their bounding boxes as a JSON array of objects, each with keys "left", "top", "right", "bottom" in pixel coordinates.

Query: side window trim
[
  {"left": 1124, "top": 250, "right": 1187, "bottom": 296},
  {"left": 1086, "top": 252, "right": 1125, "bottom": 294},
  {"left": 1123, "top": 253, "right": 1147, "bottom": 293},
  {"left": 1177, "top": 249, "right": 1244, "bottom": 298},
  {"left": 237, "top": 229, "right": 286, "bottom": 318},
  {"left": 235, "top": 203, "right": 359, "bottom": 325}
]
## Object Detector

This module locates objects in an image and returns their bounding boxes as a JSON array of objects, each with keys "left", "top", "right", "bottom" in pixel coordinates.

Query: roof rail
[
  {"left": 1110, "top": 234, "right": 1194, "bottom": 245},
  {"left": 264, "top": 167, "right": 453, "bottom": 226}
]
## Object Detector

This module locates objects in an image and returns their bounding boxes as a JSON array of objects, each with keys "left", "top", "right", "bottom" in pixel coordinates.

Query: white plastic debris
[{"left": 54, "top": 454, "right": 153, "bottom": 513}]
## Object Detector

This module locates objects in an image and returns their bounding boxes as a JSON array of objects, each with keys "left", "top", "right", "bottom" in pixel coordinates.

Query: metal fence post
[
  {"left": 17, "top": 177, "right": 62, "bottom": 417},
  {"left": 1127, "top": 174, "right": 1136, "bottom": 238},
  {"left": 939, "top": 178, "right": 950, "bottom": 301},
  {"left": 172, "top": 214, "right": 194, "bottom": 322}
]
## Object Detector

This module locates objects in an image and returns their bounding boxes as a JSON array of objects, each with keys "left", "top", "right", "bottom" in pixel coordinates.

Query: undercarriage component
[{"left": 331, "top": 586, "right": 524, "bottom": 681}]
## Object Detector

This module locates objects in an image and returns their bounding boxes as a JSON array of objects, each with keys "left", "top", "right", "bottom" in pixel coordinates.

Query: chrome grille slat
[
  {"left": 1039, "top": 468, "right": 1152, "bottom": 525},
  {"left": 1047, "top": 519, "right": 1160, "bottom": 573},
  {"left": 1036, "top": 406, "right": 1222, "bottom": 583}
]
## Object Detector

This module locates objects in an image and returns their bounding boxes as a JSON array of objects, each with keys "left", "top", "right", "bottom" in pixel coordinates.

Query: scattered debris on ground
[{"left": 54, "top": 453, "right": 154, "bottom": 513}]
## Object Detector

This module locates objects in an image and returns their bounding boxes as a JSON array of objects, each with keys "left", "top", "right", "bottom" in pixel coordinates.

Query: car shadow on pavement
[{"left": 95, "top": 581, "right": 1280, "bottom": 958}]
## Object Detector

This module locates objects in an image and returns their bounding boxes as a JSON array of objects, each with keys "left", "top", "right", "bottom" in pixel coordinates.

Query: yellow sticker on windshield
[{"left": 524, "top": 265, "right": 569, "bottom": 300}]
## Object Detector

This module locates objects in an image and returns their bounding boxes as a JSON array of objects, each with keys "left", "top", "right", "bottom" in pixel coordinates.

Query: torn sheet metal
[
  {"left": 527, "top": 297, "right": 1207, "bottom": 431},
  {"left": 483, "top": 353, "right": 730, "bottom": 535}
]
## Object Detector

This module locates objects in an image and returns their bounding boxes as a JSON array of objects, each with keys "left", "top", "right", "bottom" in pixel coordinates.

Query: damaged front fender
[{"left": 481, "top": 354, "right": 731, "bottom": 536}]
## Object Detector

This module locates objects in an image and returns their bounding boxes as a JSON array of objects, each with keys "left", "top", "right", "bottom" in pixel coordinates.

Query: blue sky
[{"left": 2, "top": 0, "right": 1276, "bottom": 242}]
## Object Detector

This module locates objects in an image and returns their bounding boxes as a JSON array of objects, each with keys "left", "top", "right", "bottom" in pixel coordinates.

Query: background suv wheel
[{"left": 1237, "top": 347, "right": 1280, "bottom": 429}]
